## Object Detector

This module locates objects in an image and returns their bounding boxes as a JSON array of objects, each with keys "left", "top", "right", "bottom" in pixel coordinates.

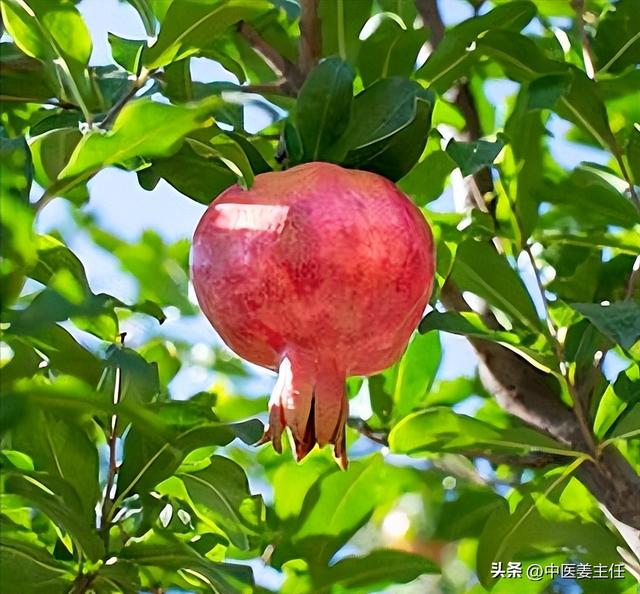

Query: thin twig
[
  {"left": 237, "top": 81, "right": 291, "bottom": 95},
  {"left": 0, "top": 95, "right": 78, "bottom": 110},
  {"left": 99, "top": 333, "right": 126, "bottom": 548},
  {"left": 349, "top": 418, "right": 389, "bottom": 446},
  {"left": 460, "top": 449, "right": 569, "bottom": 468},
  {"left": 237, "top": 21, "right": 303, "bottom": 93},
  {"left": 70, "top": 573, "right": 96, "bottom": 594},
  {"left": 298, "top": 0, "right": 322, "bottom": 76},
  {"left": 415, "top": 0, "right": 445, "bottom": 46},
  {"left": 523, "top": 244, "right": 597, "bottom": 455},
  {"left": 571, "top": 0, "right": 596, "bottom": 78}
]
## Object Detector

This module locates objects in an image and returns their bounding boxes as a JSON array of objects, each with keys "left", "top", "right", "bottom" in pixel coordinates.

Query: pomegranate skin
[{"left": 191, "top": 162, "right": 435, "bottom": 465}]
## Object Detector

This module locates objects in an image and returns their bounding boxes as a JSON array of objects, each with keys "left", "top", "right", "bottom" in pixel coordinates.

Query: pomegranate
[{"left": 191, "top": 162, "right": 435, "bottom": 466}]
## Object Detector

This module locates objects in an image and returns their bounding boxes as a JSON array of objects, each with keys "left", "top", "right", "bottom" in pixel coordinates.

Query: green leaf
[
  {"left": 628, "top": 124, "right": 640, "bottom": 185},
  {"left": 272, "top": 457, "right": 333, "bottom": 522},
  {"left": 138, "top": 338, "right": 181, "bottom": 388},
  {"left": 419, "top": 310, "right": 557, "bottom": 373},
  {"left": 0, "top": 537, "right": 73, "bottom": 594},
  {"left": 30, "top": 127, "right": 89, "bottom": 204},
  {"left": 398, "top": 142, "right": 456, "bottom": 206},
  {"left": 293, "top": 456, "right": 385, "bottom": 564},
  {"left": 163, "top": 58, "right": 194, "bottom": 102},
  {"left": 476, "top": 463, "right": 618, "bottom": 588},
  {"left": 416, "top": 1, "right": 536, "bottom": 92},
  {"left": 226, "top": 132, "right": 272, "bottom": 175},
  {"left": 503, "top": 87, "right": 545, "bottom": 239},
  {"left": 295, "top": 57, "right": 354, "bottom": 162},
  {"left": 283, "top": 119, "right": 303, "bottom": 164},
  {"left": 139, "top": 141, "right": 237, "bottom": 204},
  {"left": 573, "top": 301, "right": 640, "bottom": 351},
  {"left": 340, "top": 78, "right": 422, "bottom": 155},
  {"left": 0, "top": 135, "right": 32, "bottom": 202},
  {"left": 389, "top": 407, "right": 577, "bottom": 457},
  {"left": 106, "top": 344, "right": 160, "bottom": 405},
  {"left": 358, "top": 16, "right": 427, "bottom": 87},
  {"left": 445, "top": 138, "right": 504, "bottom": 177},
  {"left": 315, "top": 550, "right": 439, "bottom": 592},
  {"left": 593, "top": 0, "right": 640, "bottom": 74},
  {"left": 125, "top": 0, "right": 156, "bottom": 36},
  {"left": 4, "top": 324, "right": 104, "bottom": 384},
  {"left": 543, "top": 165, "right": 640, "bottom": 229},
  {"left": 451, "top": 239, "right": 541, "bottom": 332},
  {"left": 58, "top": 98, "right": 217, "bottom": 182},
  {"left": 4, "top": 471, "right": 104, "bottom": 560},
  {"left": 526, "top": 72, "right": 572, "bottom": 110},
  {"left": 610, "top": 404, "right": 640, "bottom": 440},
  {"left": 340, "top": 78, "right": 434, "bottom": 180},
  {"left": 177, "top": 455, "right": 261, "bottom": 550},
  {"left": 116, "top": 414, "right": 263, "bottom": 503},
  {"left": 143, "top": 0, "right": 270, "bottom": 69},
  {"left": 187, "top": 131, "right": 256, "bottom": 188},
  {"left": 594, "top": 365, "right": 639, "bottom": 439},
  {"left": 318, "top": 0, "right": 372, "bottom": 63},
  {"left": 537, "top": 229, "right": 640, "bottom": 255},
  {"left": 435, "top": 487, "right": 504, "bottom": 540},
  {"left": 1, "top": 0, "right": 96, "bottom": 114},
  {"left": 91, "top": 559, "right": 141, "bottom": 594},
  {"left": 120, "top": 530, "right": 253, "bottom": 594},
  {"left": 4, "top": 375, "right": 167, "bottom": 437},
  {"left": 108, "top": 33, "right": 145, "bottom": 74},
  {"left": 30, "top": 234, "right": 90, "bottom": 292},
  {"left": 393, "top": 331, "right": 441, "bottom": 418},
  {"left": 479, "top": 33, "right": 618, "bottom": 152},
  {"left": 0, "top": 139, "right": 33, "bottom": 305},
  {"left": 11, "top": 410, "right": 100, "bottom": 518},
  {"left": 0, "top": 42, "right": 57, "bottom": 104}
]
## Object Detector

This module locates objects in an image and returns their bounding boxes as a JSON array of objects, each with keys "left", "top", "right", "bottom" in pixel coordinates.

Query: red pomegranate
[{"left": 191, "top": 162, "right": 435, "bottom": 466}]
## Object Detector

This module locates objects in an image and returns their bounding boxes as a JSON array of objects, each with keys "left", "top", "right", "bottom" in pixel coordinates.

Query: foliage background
[{"left": 1, "top": 0, "right": 639, "bottom": 593}]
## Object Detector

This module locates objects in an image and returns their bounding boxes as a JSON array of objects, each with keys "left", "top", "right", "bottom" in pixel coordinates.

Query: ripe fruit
[{"left": 191, "top": 162, "right": 435, "bottom": 465}]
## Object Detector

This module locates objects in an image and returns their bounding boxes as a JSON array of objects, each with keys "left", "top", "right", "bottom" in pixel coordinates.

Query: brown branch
[
  {"left": 298, "top": 0, "right": 322, "bottom": 77},
  {"left": 237, "top": 21, "right": 303, "bottom": 94},
  {"left": 461, "top": 449, "right": 569, "bottom": 468},
  {"left": 349, "top": 418, "right": 389, "bottom": 446},
  {"left": 70, "top": 573, "right": 95, "bottom": 594},
  {"left": 416, "top": 0, "right": 445, "bottom": 46},
  {"left": 571, "top": 0, "right": 596, "bottom": 78},
  {"left": 237, "top": 81, "right": 291, "bottom": 95},
  {"left": 417, "top": 0, "right": 640, "bottom": 532},
  {"left": 441, "top": 282, "right": 640, "bottom": 529}
]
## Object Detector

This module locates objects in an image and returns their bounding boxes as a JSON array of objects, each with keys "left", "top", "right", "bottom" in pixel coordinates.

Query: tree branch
[
  {"left": 571, "top": 0, "right": 596, "bottom": 78},
  {"left": 237, "top": 21, "right": 303, "bottom": 94},
  {"left": 70, "top": 573, "right": 95, "bottom": 594},
  {"left": 99, "top": 333, "right": 126, "bottom": 547},
  {"left": 298, "top": 0, "right": 322, "bottom": 77},
  {"left": 0, "top": 95, "right": 79, "bottom": 110},
  {"left": 417, "top": 0, "right": 640, "bottom": 534}
]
